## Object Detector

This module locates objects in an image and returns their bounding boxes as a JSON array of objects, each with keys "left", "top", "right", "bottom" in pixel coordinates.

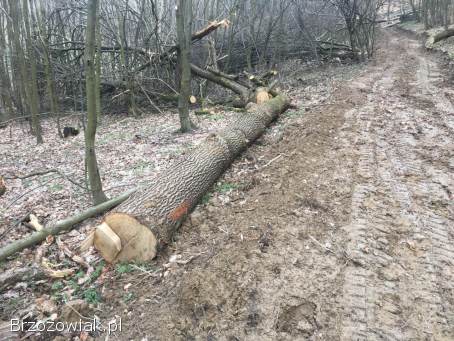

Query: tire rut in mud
[{"left": 340, "top": 30, "right": 454, "bottom": 341}]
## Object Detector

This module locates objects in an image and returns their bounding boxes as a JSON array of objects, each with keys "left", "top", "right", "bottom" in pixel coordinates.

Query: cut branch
[
  {"left": 134, "top": 19, "right": 229, "bottom": 73},
  {"left": 190, "top": 63, "right": 250, "bottom": 101},
  {"left": 0, "top": 189, "right": 135, "bottom": 261}
]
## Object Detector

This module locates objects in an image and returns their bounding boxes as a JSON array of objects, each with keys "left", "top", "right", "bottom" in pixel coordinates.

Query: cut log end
[
  {"left": 94, "top": 222, "right": 121, "bottom": 263},
  {"left": 28, "top": 214, "right": 44, "bottom": 231},
  {"left": 93, "top": 213, "right": 157, "bottom": 263},
  {"left": 256, "top": 87, "right": 271, "bottom": 104},
  {"left": 0, "top": 176, "right": 6, "bottom": 197},
  {"left": 189, "top": 95, "right": 197, "bottom": 104}
]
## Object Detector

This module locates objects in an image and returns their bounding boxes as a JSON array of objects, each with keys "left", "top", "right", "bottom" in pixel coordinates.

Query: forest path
[
  {"left": 338, "top": 29, "right": 454, "bottom": 341},
  {"left": 104, "top": 28, "right": 454, "bottom": 341}
]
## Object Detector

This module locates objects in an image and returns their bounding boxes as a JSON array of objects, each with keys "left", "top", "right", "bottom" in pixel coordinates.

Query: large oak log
[
  {"left": 98, "top": 95, "right": 290, "bottom": 261},
  {"left": 426, "top": 27, "right": 454, "bottom": 48}
]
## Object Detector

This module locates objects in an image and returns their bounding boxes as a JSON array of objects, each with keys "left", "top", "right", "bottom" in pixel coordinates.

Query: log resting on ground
[
  {"left": 426, "top": 27, "right": 454, "bottom": 48},
  {"left": 102, "top": 94, "right": 290, "bottom": 260}
]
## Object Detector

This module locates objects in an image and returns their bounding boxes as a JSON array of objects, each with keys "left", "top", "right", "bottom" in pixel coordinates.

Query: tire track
[{"left": 340, "top": 30, "right": 454, "bottom": 340}]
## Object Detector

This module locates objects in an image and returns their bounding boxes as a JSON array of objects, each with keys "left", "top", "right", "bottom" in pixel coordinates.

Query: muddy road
[{"left": 102, "top": 29, "right": 453, "bottom": 341}]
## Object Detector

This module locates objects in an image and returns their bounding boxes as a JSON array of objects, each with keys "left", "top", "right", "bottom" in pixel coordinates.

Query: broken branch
[{"left": 0, "top": 189, "right": 135, "bottom": 262}]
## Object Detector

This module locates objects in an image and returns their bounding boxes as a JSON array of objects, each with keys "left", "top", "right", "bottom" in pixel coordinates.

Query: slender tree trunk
[
  {"left": 95, "top": 10, "right": 102, "bottom": 120},
  {"left": 0, "top": 12, "right": 14, "bottom": 119},
  {"left": 37, "top": 5, "right": 61, "bottom": 137},
  {"left": 119, "top": 1, "right": 137, "bottom": 117},
  {"left": 176, "top": 0, "right": 194, "bottom": 133},
  {"left": 22, "top": 0, "right": 43, "bottom": 144},
  {"left": 85, "top": 0, "right": 107, "bottom": 205}
]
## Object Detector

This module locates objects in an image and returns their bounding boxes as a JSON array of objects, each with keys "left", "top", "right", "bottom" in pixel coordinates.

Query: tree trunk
[
  {"left": 22, "top": 0, "right": 43, "bottom": 144},
  {"left": 119, "top": 1, "right": 137, "bottom": 117},
  {"left": 107, "top": 94, "right": 290, "bottom": 254},
  {"left": 85, "top": 0, "right": 107, "bottom": 205},
  {"left": 176, "top": 0, "right": 194, "bottom": 133},
  {"left": 95, "top": 10, "right": 102, "bottom": 120},
  {"left": 37, "top": 6, "right": 61, "bottom": 138},
  {"left": 426, "top": 27, "right": 454, "bottom": 48}
]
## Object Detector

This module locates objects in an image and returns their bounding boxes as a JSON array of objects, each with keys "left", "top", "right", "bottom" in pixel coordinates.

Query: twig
[
  {"left": 139, "top": 85, "right": 163, "bottom": 114},
  {"left": 261, "top": 154, "right": 282, "bottom": 169},
  {"left": 4, "top": 169, "right": 56, "bottom": 180},
  {"left": 0, "top": 210, "right": 32, "bottom": 240},
  {"left": 5, "top": 168, "right": 87, "bottom": 190},
  {"left": 308, "top": 234, "right": 335, "bottom": 254},
  {"left": 4, "top": 176, "right": 59, "bottom": 211}
]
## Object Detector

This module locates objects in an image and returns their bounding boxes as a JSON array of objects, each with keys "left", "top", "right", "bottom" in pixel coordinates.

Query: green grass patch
[
  {"left": 195, "top": 109, "right": 211, "bottom": 116},
  {"left": 216, "top": 182, "right": 238, "bottom": 194},
  {"left": 133, "top": 160, "right": 152, "bottom": 175},
  {"left": 83, "top": 288, "right": 101, "bottom": 304},
  {"left": 51, "top": 281, "right": 64, "bottom": 291},
  {"left": 115, "top": 263, "right": 134, "bottom": 274},
  {"left": 207, "top": 114, "right": 224, "bottom": 121},
  {"left": 123, "top": 292, "right": 135, "bottom": 303},
  {"left": 49, "top": 183, "right": 64, "bottom": 192},
  {"left": 89, "top": 261, "right": 105, "bottom": 282},
  {"left": 200, "top": 192, "right": 212, "bottom": 205}
]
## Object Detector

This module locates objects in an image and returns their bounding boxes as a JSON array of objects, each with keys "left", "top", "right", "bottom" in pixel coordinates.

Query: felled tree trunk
[
  {"left": 100, "top": 94, "right": 289, "bottom": 260},
  {"left": 426, "top": 27, "right": 454, "bottom": 48}
]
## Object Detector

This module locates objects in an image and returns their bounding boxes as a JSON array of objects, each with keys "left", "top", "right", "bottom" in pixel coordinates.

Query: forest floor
[{"left": 1, "top": 27, "right": 453, "bottom": 340}]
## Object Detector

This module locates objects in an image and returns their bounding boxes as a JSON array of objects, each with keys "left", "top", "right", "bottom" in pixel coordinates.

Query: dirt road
[{"left": 103, "top": 29, "right": 453, "bottom": 341}]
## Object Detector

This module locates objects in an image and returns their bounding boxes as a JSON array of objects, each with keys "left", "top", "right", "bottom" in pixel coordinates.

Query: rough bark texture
[
  {"left": 111, "top": 95, "right": 290, "bottom": 251},
  {"left": 22, "top": 0, "right": 43, "bottom": 144},
  {"left": 176, "top": 0, "right": 194, "bottom": 132},
  {"left": 426, "top": 27, "right": 454, "bottom": 48}
]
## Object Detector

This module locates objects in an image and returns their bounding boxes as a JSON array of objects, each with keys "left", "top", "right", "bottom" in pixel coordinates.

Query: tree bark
[
  {"left": 426, "top": 27, "right": 454, "bottom": 47},
  {"left": 85, "top": 0, "right": 107, "bottom": 205},
  {"left": 190, "top": 63, "right": 250, "bottom": 102},
  {"left": 109, "top": 94, "right": 290, "bottom": 252},
  {"left": 22, "top": 0, "right": 43, "bottom": 144},
  {"left": 176, "top": 0, "right": 194, "bottom": 132},
  {"left": 37, "top": 6, "right": 62, "bottom": 138},
  {"left": 0, "top": 95, "right": 290, "bottom": 262}
]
